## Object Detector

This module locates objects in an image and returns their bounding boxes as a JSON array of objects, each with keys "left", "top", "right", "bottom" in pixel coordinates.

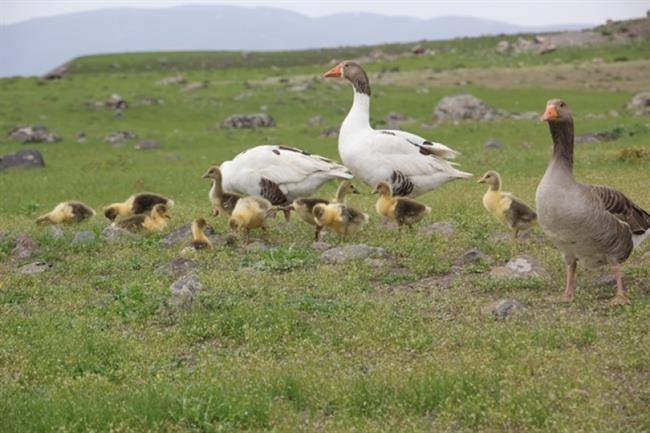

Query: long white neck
[{"left": 341, "top": 90, "right": 372, "bottom": 135}]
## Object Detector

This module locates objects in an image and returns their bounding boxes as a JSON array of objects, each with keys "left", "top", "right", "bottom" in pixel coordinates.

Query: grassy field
[{"left": 1, "top": 31, "right": 649, "bottom": 432}]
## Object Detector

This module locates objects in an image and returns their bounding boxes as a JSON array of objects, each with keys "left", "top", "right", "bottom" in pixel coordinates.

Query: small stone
[
  {"left": 104, "top": 130, "right": 137, "bottom": 145},
  {"left": 48, "top": 226, "right": 64, "bottom": 239},
  {"left": 169, "top": 272, "right": 204, "bottom": 308},
  {"left": 0, "top": 149, "right": 45, "bottom": 170},
  {"left": 8, "top": 125, "right": 60, "bottom": 143},
  {"left": 321, "top": 244, "right": 388, "bottom": 264},
  {"left": 106, "top": 94, "right": 127, "bottom": 110},
  {"left": 161, "top": 222, "right": 216, "bottom": 247},
  {"left": 138, "top": 96, "right": 162, "bottom": 105},
  {"left": 71, "top": 230, "right": 96, "bottom": 246},
  {"left": 155, "top": 257, "right": 198, "bottom": 279},
  {"left": 496, "top": 40, "right": 510, "bottom": 53},
  {"left": 625, "top": 92, "right": 650, "bottom": 116},
  {"left": 320, "top": 126, "right": 340, "bottom": 138},
  {"left": 421, "top": 221, "right": 455, "bottom": 237},
  {"left": 434, "top": 94, "right": 507, "bottom": 122},
  {"left": 307, "top": 115, "right": 323, "bottom": 127},
  {"left": 76, "top": 131, "right": 86, "bottom": 143},
  {"left": 101, "top": 225, "right": 140, "bottom": 243},
  {"left": 220, "top": 113, "right": 275, "bottom": 129},
  {"left": 134, "top": 140, "right": 161, "bottom": 150},
  {"left": 483, "top": 299, "right": 525, "bottom": 319},
  {"left": 11, "top": 234, "right": 38, "bottom": 259},
  {"left": 19, "top": 261, "right": 52, "bottom": 275},
  {"left": 157, "top": 75, "right": 186, "bottom": 86},
  {"left": 485, "top": 138, "right": 504, "bottom": 150},
  {"left": 411, "top": 44, "right": 426, "bottom": 55},
  {"left": 311, "top": 241, "right": 331, "bottom": 252},
  {"left": 489, "top": 255, "right": 546, "bottom": 278},
  {"left": 455, "top": 248, "right": 492, "bottom": 267}
]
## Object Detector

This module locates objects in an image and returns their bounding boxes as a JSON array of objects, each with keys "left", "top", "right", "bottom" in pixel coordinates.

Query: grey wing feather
[{"left": 589, "top": 185, "right": 650, "bottom": 234}]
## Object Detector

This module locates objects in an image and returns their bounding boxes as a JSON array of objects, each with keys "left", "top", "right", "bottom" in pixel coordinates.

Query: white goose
[
  {"left": 324, "top": 61, "right": 471, "bottom": 196},
  {"left": 220, "top": 144, "right": 352, "bottom": 207}
]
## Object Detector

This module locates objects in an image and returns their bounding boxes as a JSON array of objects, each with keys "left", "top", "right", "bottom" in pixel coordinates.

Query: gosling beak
[
  {"left": 324, "top": 64, "right": 342, "bottom": 78},
  {"left": 541, "top": 105, "right": 558, "bottom": 122},
  {"left": 201, "top": 171, "right": 210, "bottom": 179},
  {"left": 476, "top": 176, "right": 486, "bottom": 184}
]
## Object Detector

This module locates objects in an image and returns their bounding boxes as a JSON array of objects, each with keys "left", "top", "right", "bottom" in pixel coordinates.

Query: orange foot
[{"left": 608, "top": 294, "right": 631, "bottom": 307}]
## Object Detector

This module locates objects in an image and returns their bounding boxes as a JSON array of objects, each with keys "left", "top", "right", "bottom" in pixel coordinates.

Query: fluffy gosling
[
  {"left": 36, "top": 201, "right": 95, "bottom": 225},
  {"left": 115, "top": 203, "right": 171, "bottom": 233},
  {"left": 373, "top": 181, "right": 431, "bottom": 229},
  {"left": 228, "top": 196, "right": 273, "bottom": 238},
  {"left": 312, "top": 203, "right": 368, "bottom": 240},
  {"left": 104, "top": 192, "right": 174, "bottom": 221},
  {"left": 202, "top": 166, "right": 242, "bottom": 217}
]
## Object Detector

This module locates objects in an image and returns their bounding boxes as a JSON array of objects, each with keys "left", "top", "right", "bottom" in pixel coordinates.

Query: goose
[
  {"left": 477, "top": 170, "right": 537, "bottom": 240},
  {"left": 104, "top": 193, "right": 174, "bottom": 221},
  {"left": 373, "top": 181, "right": 431, "bottom": 229},
  {"left": 323, "top": 61, "right": 472, "bottom": 196},
  {"left": 536, "top": 99, "right": 650, "bottom": 305},
  {"left": 115, "top": 203, "right": 171, "bottom": 233},
  {"left": 202, "top": 166, "right": 242, "bottom": 217},
  {"left": 219, "top": 145, "right": 352, "bottom": 209}
]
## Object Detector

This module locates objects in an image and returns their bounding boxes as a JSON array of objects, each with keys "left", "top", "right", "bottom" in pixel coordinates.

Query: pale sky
[{"left": 1, "top": 0, "right": 649, "bottom": 26}]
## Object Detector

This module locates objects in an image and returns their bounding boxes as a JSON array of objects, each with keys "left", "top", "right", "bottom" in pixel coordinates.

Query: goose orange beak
[
  {"left": 324, "top": 64, "right": 342, "bottom": 78},
  {"left": 541, "top": 105, "right": 558, "bottom": 122}
]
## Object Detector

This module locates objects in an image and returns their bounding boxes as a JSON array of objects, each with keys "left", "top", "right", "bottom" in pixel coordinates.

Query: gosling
[
  {"left": 115, "top": 203, "right": 171, "bottom": 233},
  {"left": 373, "top": 181, "right": 431, "bottom": 229},
  {"left": 228, "top": 196, "right": 273, "bottom": 238},
  {"left": 477, "top": 170, "right": 537, "bottom": 240},
  {"left": 291, "top": 180, "right": 360, "bottom": 240},
  {"left": 104, "top": 192, "right": 174, "bottom": 221},
  {"left": 181, "top": 218, "right": 214, "bottom": 254},
  {"left": 36, "top": 201, "right": 95, "bottom": 225},
  {"left": 312, "top": 202, "right": 368, "bottom": 240},
  {"left": 202, "top": 166, "right": 242, "bottom": 217}
]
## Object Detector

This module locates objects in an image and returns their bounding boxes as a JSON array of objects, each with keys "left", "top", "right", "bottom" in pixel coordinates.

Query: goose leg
[
  {"left": 608, "top": 264, "right": 631, "bottom": 306},
  {"left": 560, "top": 258, "right": 577, "bottom": 302},
  {"left": 314, "top": 225, "right": 323, "bottom": 241}
]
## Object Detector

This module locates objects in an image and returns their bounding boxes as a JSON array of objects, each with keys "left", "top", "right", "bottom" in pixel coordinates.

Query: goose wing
[
  {"left": 589, "top": 185, "right": 650, "bottom": 235},
  {"left": 377, "top": 129, "right": 460, "bottom": 159}
]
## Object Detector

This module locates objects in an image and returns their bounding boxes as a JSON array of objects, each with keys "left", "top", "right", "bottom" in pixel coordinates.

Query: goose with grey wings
[
  {"left": 536, "top": 99, "right": 650, "bottom": 305},
  {"left": 324, "top": 61, "right": 472, "bottom": 197}
]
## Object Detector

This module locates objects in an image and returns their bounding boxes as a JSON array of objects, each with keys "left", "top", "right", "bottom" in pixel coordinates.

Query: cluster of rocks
[
  {"left": 154, "top": 256, "right": 204, "bottom": 308},
  {"left": 434, "top": 94, "right": 537, "bottom": 122},
  {"left": 86, "top": 94, "right": 128, "bottom": 110},
  {"left": 496, "top": 36, "right": 557, "bottom": 55},
  {"left": 8, "top": 125, "right": 60, "bottom": 143},
  {"left": 220, "top": 113, "right": 275, "bottom": 129},
  {"left": 0, "top": 149, "right": 45, "bottom": 171},
  {"left": 626, "top": 91, "right": 650, "bottom": 116},
  {"left": 104, "top": 130, "right": 137, "bottom": 145}
]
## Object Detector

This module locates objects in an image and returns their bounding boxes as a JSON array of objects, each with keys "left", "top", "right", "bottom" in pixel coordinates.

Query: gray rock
[
  {"left": 320, "top": 126, "right": 340, "bottom": 138},
  {"left": 71, "top": 230, "right": 96, "bottom": 246},
  {"left": 48, "top": 226, "right": 64, "bottom": 239},
  {"left": 101, "top": 225, "right": 140, "bottom": 243},
  {"left": 220, "top": 113, "right": 275, "bottom": 129},
  {"left": 76, "top": 132, "right": 86, "bottom": 143},
  {"left": 42, "top": 63, "right": 69, "bottom": 80},
  {"left": 455, "top": 248, "right": 492, "bottom": 267},
  {"left": 104, "top": 130, "right": 137, "bottom": 145},
  {"left": 155, "top": 257, "right": 198, "bottom": 279},
  {"left": 311, "top": 241, "right": 331, "bottom": 252},
  {"left": 106, "top": 94, "right": 127, "bottom": 110},
  {"left": 182, "top": 81, "right": 208, "bottom": 92},
  {"left": 411, "top": 44, "right": 426, "bottom": 55},
  {"left": 8, "top": 125, "right": 61, "bottom": 143},
  {"left": 321, "top": 244, "right": 388, "bottom": 264},
  {"left": 138, "top": 96, "right": 162, "bottom": 105},
  {"left": 483, "top": 299, "right": 525, "bottom": 319},
  {"left": 434, "top": 94, "right": 507, "bottom": 122},
  {"left": 134, "top": 140, "right": 161, "bottom": 150},
  {"left": 489, "top": 255, "right": 547, "bottom": 278},
  {"left": 157, "top": 75, "right": 186, "bottom": 86},
  {"left": 161, "top": 222, "right": 217, "bottom": 247},
  {"left": 11, "top": 234, "right": 38, "bottom": 259},
  {"left": 169, "top": 272, "right": 204, "bottom": 308},
  {"left": 19, "top": 261, "right": 52, "bottom": 275},
  {"left": 0, "top": 149, "right": 45, "bottom": 170},
  {"left": 307, "top": 115, "right": 323, "bottom": 127},
  {"left": 496, "top": 40, "right": 510, "bottom": 53},
  {"left": 485, "top": 138, "right": 504, "bottom": 150},
  {"left": 625, "top": 92, "right": 650, "bottom": 116},
  {"left": 421, "top": 221, "right": 455, "bottom": 237}
]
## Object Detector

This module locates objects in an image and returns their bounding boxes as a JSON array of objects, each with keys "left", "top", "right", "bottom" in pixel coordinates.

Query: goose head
[
  {"left": 477, "top": 170, "right": 501, "bottom": 190},
  {"left": 202, "top": 165, "right": 222, "bottom": 180},
  {"left": 324, "top": 61, "right": 371, "bottom": 96},
  {"left": 373, "top": 181, "right": 392, "bottom": 196},
  {"left": 541, "top": 99, "right": 572, "bottom": 124}
]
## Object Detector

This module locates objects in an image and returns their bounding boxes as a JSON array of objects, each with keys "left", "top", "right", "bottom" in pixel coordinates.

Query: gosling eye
[{"left": 560, "top": 102, "right": 566, "bottom": 107}]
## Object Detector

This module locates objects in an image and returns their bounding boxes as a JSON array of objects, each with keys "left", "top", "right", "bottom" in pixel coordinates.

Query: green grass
[{"left": 1, "top": 32, "right": 649, "bottom": 433}]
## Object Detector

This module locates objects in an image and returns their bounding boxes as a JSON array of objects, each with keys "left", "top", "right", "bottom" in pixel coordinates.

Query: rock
[
  {"left": 434, "top": 94, "right": 506, "bottom": 122},
  {"left": 243, "top": 241, "right": 269, "bottom": 253},
  {"left": 139, "top": 96, "right": 162, "bottom": 105},
  {"left": 485, "top": 138, "right": 504, "bottom": 150},
  {"left": 421, "top": 221, "right": 455, "bottom": 237},
  {"left": 307, "top": 115, "right": 323, "bottom": 127},
  {"left": 106, "top": 94, "right": 127, "bottom": 110},
  {"left": 513, "top": 37, "right": 535, "bottom": 54},
  {"left": 483, "top": 299, "right": 525, "bottom": 319},
  {"left": 76, "top": 131, "right": 86, "bottom": 143},
  {"left": 455, "top": 248, "right": 492, "bottom": 267},
  {"left": 48, "top": 226, "right": 64, "bottom": 239},
  {"left": 19, "top": 261, "right": 52, "bottom": 275},
  {"left": 157, "top": 75, "right": 186, "bottom": 85},
  {"left": 169, "top": 272, "right": 204, "bottom": 308},
  {"left": 496, "top": 40, "right": 510, "bottom": 53},
  {"left": 489, "top": 255, "right": 547, "bottom": 279},
  {"left": 539, "top": 42, "right": 557, "bottom": 54},
  {"left": 71, "top": 230, "right": 96, "bottom": 246},
  {"left": 161, "top": 222, "right": 216, "bottom": 247},
  {"left": 320, "top": 126, "right": 340, "bottom": 138},
  {"left": 11, "top": 234, "right": 38, "bottom": 259},
  {"left": 42, "top": 63, "right": 69, "bottom": 80},
  {"left": 8, "top": 125, "right": 61, "bottom": 143},
  {"left": 104, "top": 130, "right": 137, "bottom": 145},
  {"left": 411, "top": 44, "right": 426, "bottom": 55},
  {"left": 0, "top": 149, "right": 45, "bottom": 170},
  {"left": 155, "top": 257, "right": 199, "bottom": 279},
  {"left": 134, "top": 140, "right": 161, "bottom": 150},
  {"left": 625, "top": 92, "right": 650, "bottom": 116},
  {"left": 311, "top": 241, "right": 331, "bottom": 252},
  {"left": 101, "top": 225, "right": 140, "bottom": 243},
  {"left": 220, "top": 113, "right": 275, "bottom": 129},
  {"left": 321, "top": 244, "right": 388, "bottom": 264},
  {"left": 575, "top": 131, "right": 618, "bottom": 144},
  {"left": 182, "top": 81, "right": 208, "bottom": 92}
]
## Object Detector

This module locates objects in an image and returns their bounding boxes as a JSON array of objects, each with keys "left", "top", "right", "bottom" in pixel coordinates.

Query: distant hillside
[{"left": 0, "top": 4, "right": 591, "bottom": 77}]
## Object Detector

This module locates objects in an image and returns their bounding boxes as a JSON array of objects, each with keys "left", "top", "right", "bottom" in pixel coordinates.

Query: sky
[{"left": 1, "top": 0, "right": 649, "bottom": 26}]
